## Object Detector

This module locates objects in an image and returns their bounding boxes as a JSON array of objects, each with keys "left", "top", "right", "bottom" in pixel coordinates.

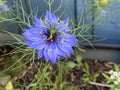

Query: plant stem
[{"left": 89, "top": 81, "right": 112, "bottom": 88}]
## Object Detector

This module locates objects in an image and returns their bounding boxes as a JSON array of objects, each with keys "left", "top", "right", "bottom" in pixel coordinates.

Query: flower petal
[
  {"left": 38, "top": 50, "right": 44, "bottom": 59},
  {"left": 34, "top": 16, "right": 41, "bottom": 27},
  {"left": 57, "top": 41, "right": 73, "bottom": 56},
  {"left": 43, "top": 44, "right": 50, "bottom": 62},
  {"left": 44, "top": 11, "right": 58, "bottom": 27},
  {"left": 47, "top": 43, "right": 57, "bottom": 64},
  {"left": 55, "top": 42, "right": 66, "bottom": 57},
  {"left": 0, "top": 4, "right": 9, "bottom": 11}
]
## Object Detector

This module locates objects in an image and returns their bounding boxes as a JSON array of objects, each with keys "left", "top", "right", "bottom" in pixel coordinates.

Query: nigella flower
[
  {"left": 0, "top": 4, "right": 8, "bottom": 11},
  {"left": 23, "top": 11, "right": 77, "bottom": 64}
]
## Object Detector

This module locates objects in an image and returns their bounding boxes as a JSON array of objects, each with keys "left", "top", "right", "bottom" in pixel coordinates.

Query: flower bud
[{"left": 99, "top": 0, "right": 110, "bottom": 7}]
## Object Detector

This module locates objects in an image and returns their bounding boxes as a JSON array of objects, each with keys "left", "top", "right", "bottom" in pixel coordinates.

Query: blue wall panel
[
  {"left": 77, "top": 0, "right": 92, "bottom": 24},
  {"left": 0, "top": 0, "right": 75, "bottom": 33},
  {"left": 0, "top": 0, "right": 19, "bottom": 33},
  {"left": 94, "top": 2, "right": 120, "bottom": 44},
  {"left": 29, "top": 0, "right": 75, "bottom": 19}
]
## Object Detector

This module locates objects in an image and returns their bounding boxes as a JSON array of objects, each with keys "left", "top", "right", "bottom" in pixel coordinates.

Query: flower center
[
  {"left": 47, "top": 28, "right": 57, "bottom": 41},
  {"left": 49, "top": 28, "right": 57, "bottom": 35}
]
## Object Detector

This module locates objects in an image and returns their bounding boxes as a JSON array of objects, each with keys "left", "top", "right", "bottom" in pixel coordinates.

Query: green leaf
[
  {"left": 76, "top": 55, "right": 82, "bottom": 63},
  {"left": 30, "top": 83, "right": 37, "bottom": 87},
  {"left": 66, "top": 61, "right": 77, "bottom": 69},
  {"left": 84, "top": 63, "right": 90, "bottom": 73},
  {"left": 83, "top": 78, "right": 90, "bottom": 83},
  {"left": 102, "top": 73, "right": 110, "bottom": 80},
  {"left": 114, "top": 64, "right": 120, "bottom": 72},
  {"left": 93, "top": 73, "right": 99, "bottom": 78},
  {"left": 93, "top": 73, "right": 99, "bottom": 82}
]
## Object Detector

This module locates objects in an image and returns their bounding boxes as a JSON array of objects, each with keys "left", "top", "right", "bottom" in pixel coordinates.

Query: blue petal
[
  {"left": 45, "top": 11, "right": 52, "bottom": 21},
  {"left": 68, "top": 26, "right": 72, "bottom": 30},
  {"left": 57, "top": 41, "right": 73, "bottom": 56},
  {"left": 44, "top": 21, "right": 50, "bottom": 28},
  {"left": 43, "top": 44, "right": 50, "bottom": 62},
  {"left": 57, "top": 22, "right": 71, "bottom": 32},
  {"left": 47, "top": 43, "right": 57, "bottom": 64},
  {"left": 58, "top": 27, "right": 66, "bottom": 32},
  {"left": 0, "top": 4, "right": 9, "bottom": 11},
  {"left": 57, "top": 56, "right": 60, "bottom": 60},
  {"left": 36, "top": 41, "right": 47, "bottom": 50},
  {"left": 24, "top": 40, "right": 33, "bottom": 45},
  {"left": 52, "top": 14, "right": 58, "bottom": 23},
  {"left": 65, "top": 34, "right": 78, "bottom": 42},
  {"left": 63, "top": 17, "right": 69, "bottom": 26},
  {"left": 55, "top": 42, "right": 66, "bottom": 57},
  {"left": 64, "top": 34, "right": 78, "bottom": 46},
  {"left": 23, "top": 31, "right": 31, "bottom": 38},
  {"left": 38, "top": 50, "right": 44, "bottom": 59},
  {"left": 45, "top": 11, "right": 58, "bottom": 27},
  {"left": 34, "top": 16, "right": 41, "bottom": 27},
  {"left": 23, "top": 31, "right": 42, "bottom": 41}
]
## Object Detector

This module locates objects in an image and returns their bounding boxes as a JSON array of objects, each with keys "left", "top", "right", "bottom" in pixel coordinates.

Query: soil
[
  {"left": 0, "top": 45, "right": 115, "bottom": 90},
  {"left": 67, "top": 59, "right": 114, "bottom": 90}
]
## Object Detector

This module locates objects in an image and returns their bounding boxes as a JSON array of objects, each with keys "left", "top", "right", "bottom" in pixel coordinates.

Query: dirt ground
[{"left": 0, "top": 46, "right": 115, "bottom": 90}]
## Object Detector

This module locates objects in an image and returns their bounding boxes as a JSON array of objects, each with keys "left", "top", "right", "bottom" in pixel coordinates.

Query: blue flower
[
  {"left": 23, "top": 11, "right": 77, "bottom": 64},
  {"left": 0, "top": 4, "right": 8, "bottom": 11}
]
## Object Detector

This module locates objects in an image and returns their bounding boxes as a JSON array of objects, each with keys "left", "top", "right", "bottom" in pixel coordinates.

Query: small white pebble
[{"left": 71, "top": 78, "right": 74, "bottom": 81}]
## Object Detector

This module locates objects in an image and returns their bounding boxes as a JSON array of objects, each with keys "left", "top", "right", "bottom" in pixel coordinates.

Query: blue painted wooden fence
[
  {"left": 0, "top": 0, "right": 120, "bottom": 44},
  {"left": 94, "top": 1, "right": 120, "bottom": 44}
]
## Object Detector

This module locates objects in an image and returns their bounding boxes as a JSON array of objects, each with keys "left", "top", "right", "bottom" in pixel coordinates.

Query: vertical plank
[
  {"left": 77, "top": 0, "right": 93, "bottom": 41},
  {"left": 53, "top": 0, "right": 75, "bottom": 19},
  {"left": 77, "top": 0, "right": 93, "bottom": 24},
  {"left": 0, "top": 0, "right": 19, "bottom": 33},
  {"left": 29, "top": 0, "right": 75, "bottom": 19},
  {"left": 77, "top": 0, "right": 85, "bottom": 23}
]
